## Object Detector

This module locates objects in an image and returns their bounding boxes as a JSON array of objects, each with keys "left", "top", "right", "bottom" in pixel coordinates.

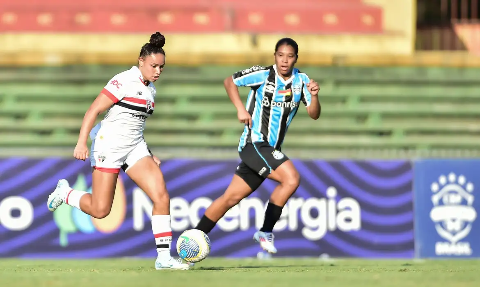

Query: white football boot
[
  {"left": 155, "top": 254, "right": 191, "bottom": 270},
  {"left": 47, "top": 179, "right": 71, "bottom": 212},
  {"left": 253, "top": 231, "right": 278, "bottom": 254}
]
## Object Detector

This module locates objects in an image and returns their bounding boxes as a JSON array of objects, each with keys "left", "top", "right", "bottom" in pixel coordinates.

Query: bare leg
[{"left": 77, "top": 169, "right": 118, "bottom": 218}]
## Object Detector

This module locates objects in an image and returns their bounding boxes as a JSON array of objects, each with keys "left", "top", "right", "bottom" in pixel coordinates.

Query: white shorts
[{"left": 89, "top": 138, "right": 151, "bottom": 174}]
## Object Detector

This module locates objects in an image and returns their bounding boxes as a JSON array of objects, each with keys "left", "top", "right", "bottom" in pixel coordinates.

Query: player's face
[
  {"left": 274, "top": 44, "right": 297, "bottom": 78},
  {"left": 139, "top": 53, "right": 165, "bottom": 82}
]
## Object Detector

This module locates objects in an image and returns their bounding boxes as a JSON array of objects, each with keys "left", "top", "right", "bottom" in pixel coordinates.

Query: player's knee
[
  {"left": 223, "top": 194, "right": 243, "bottom": 208},
  {"left": 283, "top": 172, "right": 300, "bottom": 191},
  {"left": 225, "top": 197, "right": 242, "bottom": 207},
  {"left": 152, "top": 191, "right": 170, "bottom": 206},
  {"left": 92, "top": 206, "right": 111, "bottom": 219}
]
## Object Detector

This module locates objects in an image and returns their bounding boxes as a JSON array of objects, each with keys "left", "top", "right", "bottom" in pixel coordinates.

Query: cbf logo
[{"left": 430, "top": 172, "right": 477, "bottom": 255}]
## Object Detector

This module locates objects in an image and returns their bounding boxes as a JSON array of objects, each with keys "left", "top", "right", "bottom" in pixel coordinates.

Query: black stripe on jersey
[
  {"left": 277, "top": 106, "right": 298, "bottom": 148},
  {"left": 260, "top": 67, "right": 276, "bottom": 141},
  {"left": 116, "top": 101, "right": 154, "bottom": 114},
  {"left": 156, "top": 244, "right": 169, "bottom": 249},
  {"left": 300, "top": 79, "right": 308, "bottom": 106},
  {"left": 245, "top": 88, "right": 259, "bottom": 144},
  {"left": 275, "top": 82, "right": 293, "bottom": 149},
  {"left": 277, "top": 106, "right": 299, "bottom": 148}
]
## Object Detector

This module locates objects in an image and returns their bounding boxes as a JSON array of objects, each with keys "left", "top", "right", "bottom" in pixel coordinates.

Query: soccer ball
[{"left": 176, "top": 229, "right": 211, "bottom": 263}]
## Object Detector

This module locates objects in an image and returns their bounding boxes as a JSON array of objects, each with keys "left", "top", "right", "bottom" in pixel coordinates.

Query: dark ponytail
[{"left": 139, "top": 32, "right": 166, "bottom": 58}]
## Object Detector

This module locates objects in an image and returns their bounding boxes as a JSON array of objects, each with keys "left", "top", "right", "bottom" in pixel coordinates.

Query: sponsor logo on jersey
[
  {"left": 131, "top": 114, "right": 148, "bottom": 120},
  {"left": 110, "top": 80, "right": 122, "bottom": 90},
  {"left": 241, "top": 65, "right": 265, "bottom": 75},
  {"left": 261, "top": 98, "right": 298, "bottom": 108},
  {"left": 258, "top": 167, "right": 267, "bottom": 176}
]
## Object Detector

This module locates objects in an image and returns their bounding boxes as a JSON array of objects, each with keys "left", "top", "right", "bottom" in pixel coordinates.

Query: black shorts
[{"left": 234, "top": 142, "right": 290, "bottom": 191}]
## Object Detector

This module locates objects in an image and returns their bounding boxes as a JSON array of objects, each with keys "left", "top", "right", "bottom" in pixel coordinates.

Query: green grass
[{"left": 0, "top": 258, "right": 479, "bottom": 287}]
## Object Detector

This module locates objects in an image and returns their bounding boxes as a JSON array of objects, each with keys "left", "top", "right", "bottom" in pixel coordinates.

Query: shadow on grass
[{"left": 195, "top": 264, "right": 334, "bottom": 271}]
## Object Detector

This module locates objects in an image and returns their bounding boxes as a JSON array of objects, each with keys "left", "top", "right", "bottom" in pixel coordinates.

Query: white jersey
[{"left": 90, "top": 66, "right": 156, "bottom": 150}]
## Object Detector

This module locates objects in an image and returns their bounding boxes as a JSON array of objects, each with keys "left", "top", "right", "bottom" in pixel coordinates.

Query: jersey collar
[
  {"left": 131, "top": 66, "right": 150, "bottom": 86},
  {"left": 273, "top": 64, "right": 296, "bottom": 85}
]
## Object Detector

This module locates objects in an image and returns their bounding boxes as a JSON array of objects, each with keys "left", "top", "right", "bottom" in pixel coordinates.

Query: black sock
[
  {"left": 260, "top": 202, "right": 283, "bottom": 233},
  {"left": 195, "top": 215, "right": 217, "bottom": 234}
]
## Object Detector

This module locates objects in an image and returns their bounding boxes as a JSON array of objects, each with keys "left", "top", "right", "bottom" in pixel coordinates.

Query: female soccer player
[
  {"left": 195, "top": 38, "right": 321, "bottom": 254},
  {"left": 47, "top": 32, "right": 190, "bottom": 270}
]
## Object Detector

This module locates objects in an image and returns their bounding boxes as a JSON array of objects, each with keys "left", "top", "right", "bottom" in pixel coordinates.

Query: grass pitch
[{"left": 0, "top": 258, "right": 478, "bottom": 287}]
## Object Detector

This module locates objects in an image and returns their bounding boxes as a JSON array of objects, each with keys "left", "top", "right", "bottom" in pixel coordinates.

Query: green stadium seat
[{"left": 1, "top": 65, "right": 480, "bottom": 155}]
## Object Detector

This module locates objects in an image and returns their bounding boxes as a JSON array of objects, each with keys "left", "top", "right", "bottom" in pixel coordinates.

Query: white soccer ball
[{"left": 176, "top": 229, "right": 211, "bottom": 263}]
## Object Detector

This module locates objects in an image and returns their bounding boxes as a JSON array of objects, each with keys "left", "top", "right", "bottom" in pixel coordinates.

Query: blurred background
[
  {"left": 0, "top": 0, "right": 479, "bottom": 159},
  {"left": 1, "top": 0, "right": 480, "bottom": 262}
]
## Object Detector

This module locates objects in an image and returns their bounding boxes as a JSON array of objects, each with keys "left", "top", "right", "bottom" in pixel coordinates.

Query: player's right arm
[
  {"left": 224, "top": 66, "right": 269, "bottom": 128},
  {"left": 74, "top": 75, "right": 126, "bottom": 161}
]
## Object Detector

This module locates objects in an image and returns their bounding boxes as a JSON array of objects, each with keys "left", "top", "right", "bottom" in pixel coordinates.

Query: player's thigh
[
  {"left": 89, "top": 138, "right": 125, "bottom": 174},
  {"left": 89, "top": 139, "right": 125, "bottom": 209},
  {"left": 90, "top": 169, "right": 118, "bottom": 210},
  {"left": 225, "top": 161, "right": 264, "bottom": 201},
  {"left": 239, "top": 143, "right": 274, "bottom": 179},
  {"left": 252, "top": 142, "right": 299, "bottom": 185},
  {"left": 124, "top": 143, "right": 166, "bottom": 202},
  {"left": 267, "top": 160, "right": 300, "bottom": 186},
  {"left": 241, "top": 142, "right": 294, "bottom": 183}
]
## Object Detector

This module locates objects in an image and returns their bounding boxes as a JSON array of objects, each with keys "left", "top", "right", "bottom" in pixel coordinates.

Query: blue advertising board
[{"left": 0, "top": 158, "right": 414, "bottom": 259}]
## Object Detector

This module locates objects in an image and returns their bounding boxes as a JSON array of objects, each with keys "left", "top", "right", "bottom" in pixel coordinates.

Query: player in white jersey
[{"left": 46, "top": 32, "right": 190, "bottom": 270}]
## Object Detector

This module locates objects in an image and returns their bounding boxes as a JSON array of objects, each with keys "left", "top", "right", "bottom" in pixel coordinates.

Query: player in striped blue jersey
[{"left": 196, "top": 38, "right": 321, "bottom": 254}]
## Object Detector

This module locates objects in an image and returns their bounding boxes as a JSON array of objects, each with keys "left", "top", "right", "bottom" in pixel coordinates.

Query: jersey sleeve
[
  {"left": 232, "top": 65, "right": 269, "bottom": 87},
  {"left": 101, "top": 74, "right": 125, "bottom": 103},
  {"left": 300, "top": 73, "right": 312, "bottom": 107}
]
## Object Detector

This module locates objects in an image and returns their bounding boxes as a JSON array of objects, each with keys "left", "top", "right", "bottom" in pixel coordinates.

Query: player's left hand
[
  {"left": 307, "top": 80, "right": 320, "bottom": 96},
  {"left": 152, "top": 155, "right": 161, "bottom": 166}
]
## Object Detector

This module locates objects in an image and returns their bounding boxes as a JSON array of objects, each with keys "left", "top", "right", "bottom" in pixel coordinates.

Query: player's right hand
[
  {"left": 73, "top": 143, "right": 89, "bottom": 161},
  {"left": 237, "top": 109, "right": 252, "bottom": 128}
]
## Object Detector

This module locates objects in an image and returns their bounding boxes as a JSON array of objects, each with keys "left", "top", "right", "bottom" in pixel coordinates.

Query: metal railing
[{"left": 416, "top": 0, "right": 480, "bottom": 51}]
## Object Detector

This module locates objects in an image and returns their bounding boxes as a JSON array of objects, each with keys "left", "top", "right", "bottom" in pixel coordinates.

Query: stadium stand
[
  {"left": 0, "top": 0, "right": 415, "bottom": 65},
  {"left": 0, "top": 0, "right": 383, "bottom": 33},
  {"left": 0, "top": 65, "right": 479, "bottom": 156},
  {"left": 1, "top": 0, "right": 478, "bottom": 159}
]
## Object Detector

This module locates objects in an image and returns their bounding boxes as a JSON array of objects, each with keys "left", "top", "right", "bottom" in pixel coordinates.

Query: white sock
[
  {"left": 152, "top": 215, "right": 172, "bottom": 258},
  {"left": 64, "top": 189, "right": 88, "bottom": 211}
]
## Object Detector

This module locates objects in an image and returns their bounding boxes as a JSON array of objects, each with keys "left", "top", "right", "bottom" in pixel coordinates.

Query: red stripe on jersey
[
  {"left": 102, "top": 88, "right": 119, "bottom": 103},
  {"left": 154, "top": 231, "right": 173, "bottom": 238},
  {"left": 93, "top": 166, "right": 120, "bottom": 173},
  {"left": 123, "top": 97, "right": 155, "bottom": 107}
]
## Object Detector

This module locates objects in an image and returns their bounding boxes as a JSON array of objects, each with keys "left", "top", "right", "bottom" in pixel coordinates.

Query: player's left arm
[{"left": 301, "top": 75, "right": 321, "bottom": 120}]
